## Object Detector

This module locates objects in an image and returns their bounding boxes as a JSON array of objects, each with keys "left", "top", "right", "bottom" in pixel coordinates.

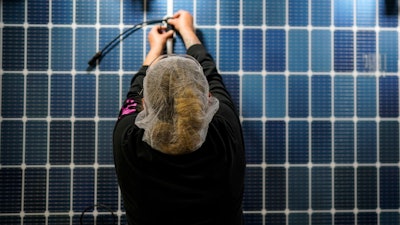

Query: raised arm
[
  {"left": 168, "top": 10, "right": 237, "bottom": 113},
  {"left": 167, "top": 10, "right": 201, "bottom": 49},
  {"left": 117, "top": 26, "right": 173, "bottom": 120}
]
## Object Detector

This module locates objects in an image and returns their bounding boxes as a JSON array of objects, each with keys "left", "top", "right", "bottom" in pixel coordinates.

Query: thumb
[
  {"left": 167, "top": 17, "right": 177, "bottom": 27},
  {"left": 163, "top": 29, "right": 174, "bottom": 38}
]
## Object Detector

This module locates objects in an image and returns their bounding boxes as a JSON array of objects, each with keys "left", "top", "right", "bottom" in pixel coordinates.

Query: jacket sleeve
[
  {"left": 186, "top": 44, "right": 238, "bottom": 115},
  {"left": 113, "top": 66, "right": 148, "bottom": 172},
  {"left": 117, "top": 66, "right": 148, "bottom": 120}
]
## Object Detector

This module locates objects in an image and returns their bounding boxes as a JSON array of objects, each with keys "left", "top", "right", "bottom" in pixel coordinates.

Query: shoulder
[
  {"left": 113, "top": 114, "right": 138, "bottom": 148},
  {"left": 209, "top": 104, "right": 243, "bottom": 143}
]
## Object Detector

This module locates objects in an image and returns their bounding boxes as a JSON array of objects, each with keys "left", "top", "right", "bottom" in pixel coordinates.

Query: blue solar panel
[
  {"left": 49, "top": 121, "right": 72, "bottom": 165},
  {"left": 357, "top": 121, "right": 377, "bottom": 163},
  {"left": 0, "top": 168, "right": 22, "bottom": 213},
  {"left": 380, "top": 167, "right": 400, "bottom": 209},
  {"left": 2, "top": 0, "right": 400, "bottom": 224},
  {"left": 312, "top": 75, "right": 332, "bottom": 117},
  {"left": 312, "top": 167, "right": 332, "bottom": 209},
  {"left": 335, "top": 0, "right": 354, "bottom": 27},
  {"left": 51, "top": 28, "right": 73, "bottom": 71},
  {"left": 312, "top": 213, "right": 332, "bottom": 224},
  {"left": 312, "top": 30, "right": 332, "bottom": 72},
  {"left": 74, "top": 121, "right": 96, "bottom": 164},
  {"left": 1, "top": 121, "right": 23, "bottom": 165},
  {"left": 381, "top": 212, "right": 400, "bottom": 225},
  {"left": 24, "top": 168, "right": 47, "bottom": 212},
  {"left": 220, "top": 0, "right": 240, "bottom": 26},
  {"left": 311, "top": 121, "right": 332, "bottom": 163},
  {"left": 357, "top": 166, "right": 377, "bottom": 209},
  {"left": 243, "top": 29, "right": 263, "bottom": 72},
  {"left": 334, "top": 76, "right": 354, "bottom": 117},
  {"left": 379, "top": 76, "right": 399, "bottom": 117},
  {"left": 3, "top": 27, "right": 24, "bottom": 71},
  {"left": 334, "top": 121, "right": 355, "bottom": 163},
  {"left": 2, "top": 74, "right": 24, "bottom": 117},
  {"left": 379, "top": 0, "right": 398, "bottom": 27},
  {"left": 334, "top": 167, "right": 355, "bottom": 210},
  {"left": 3, "top": 1, "right": 25, "bottom": 24},
  {"left": 99, "top": 75, "right": 120, "bottom": 117},
  {"left": 312, "top": 0, "right": 331, "bottom": 26},
  {"left": 357, "top": 31, "right": 376, "bottom": 72},
  {"left": 266, "top": 121, "right": 286, "bottom": 164},
  {"left": 243, "top": 167, "right": 263, "bottom": 211},
  {"left": 289, "top": 213, "right": 309, "bottom": 225},
  {"left": 49, "top": 168, "right": 71, "bottom": 212},
  {"left": 289, "top": 167, "right": 309, "bottom": 210},
  {"left": 289, "top": 121, "right": 309, "bottom": 164},
  {"left": 357, "top": 76, "right": 377, "bottom": 117},
  {"left": 26, "top": 74, "right": 48, "bottom": 118},
  {"left": 52, "top": 0, "right": 73, "bottom": 25},
  {"left": 379, "top": 121, "right": 399, "bottom": 163},
  {"left": 74, "top": 74, "right": 96, "bottom": 117},
  {"left": 265, "top": 167, "right": 286, "bottom": 210},
  {"left": 243, "top": 75, "right": 263, "bottom": 117},
  {"left": 379, "top": 31, "right": 398, "bottom": 72},
  {"left": 289, "top": 0, "right": 308, "bottom": 26},
  {"left": 196, "top": 0, "right": 216, "bottom": 25},
  {"left": 27, "top": 0, "right": 49, "bottom": 24},
  {"left": 334, "top": 31, "right": 354, "bottom": 72},
  {"left": 243, "top": 0, "right": 263, "bottom": 26},
  {"left": 289, "top": 75, "right": 308, "bottom": 117},
  {"left": 357, "top": 0, "right": 376, "bottom": 27},
  {"left": 25, "top": 121, "right": 47, "bottom": 165},
  {"left": 266, "top": 29, "right": 286, "bottom": 72},
  {"left": 266, "top": 75, "right": 286, "bottom": 117},
  {"left": 266, "top": 0, "right": 286, "bottom": 26},
  {"left": 242, "top": 121, "right": 263, "bottom": 164},
  {"left": 219, "top": 29, "right": 240, "bottom": 71},
  {"left": 51, "top": 74, "right": 73, "bottom": 117}
]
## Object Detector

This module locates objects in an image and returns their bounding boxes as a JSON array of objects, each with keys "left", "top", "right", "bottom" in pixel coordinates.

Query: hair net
[{"left": 135, "top": 55, "right": 219, "bottom": 155}]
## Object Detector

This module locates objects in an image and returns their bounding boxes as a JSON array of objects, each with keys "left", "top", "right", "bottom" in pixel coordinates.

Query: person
[{"left": 113, "top": 10, "right": 246, "bottom": 225}]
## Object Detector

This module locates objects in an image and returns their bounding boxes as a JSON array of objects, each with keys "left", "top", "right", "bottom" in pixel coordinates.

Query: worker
[{"left": 113, "top": 10, "right": 246, "bottom": 225}]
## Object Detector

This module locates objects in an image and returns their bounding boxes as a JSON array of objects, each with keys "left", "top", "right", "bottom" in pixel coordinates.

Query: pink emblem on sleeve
[{"left": 119, "top": 98, "right": 138, "bottom": 119}]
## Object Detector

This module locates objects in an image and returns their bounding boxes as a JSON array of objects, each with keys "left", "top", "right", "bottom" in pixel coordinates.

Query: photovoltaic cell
[
  {"left": 311, "top": 121, "right": 332, "bottom": 163},
  {"left": 242, "top": 121, "right": 263, "bottom": 164},
  {"left": 242, "top": 75, "right": 263, "bottom": 118},
  {"left": 243, "top": 29, "right": 263, "bottom": 72},
  {"left": 312, "top": 0, "right": 331, "bottom": 26},
  {"left": 312, "top": 30, "right": 331, "bottom": 72},
  {"left": 311, "top": 75, "right": 331, "bottom": 117},
  {"left": 51, "top": 28, "right": 73, "bottom": 71},
  {"left": 25, "top": 121, "right": 47, "bottom": 165}
]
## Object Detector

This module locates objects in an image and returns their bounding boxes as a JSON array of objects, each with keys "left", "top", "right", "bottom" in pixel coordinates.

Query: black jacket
[{"left": 113, "top": 44, "right": 246, "bottom": 225}]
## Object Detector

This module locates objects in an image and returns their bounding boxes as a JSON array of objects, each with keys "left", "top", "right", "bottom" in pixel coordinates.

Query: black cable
[
  {"left": 88, "top": 18, "right": 172, "bottom": 67},
  {"left": 80, "top": 203, "right": 117, "bottom": 225}
]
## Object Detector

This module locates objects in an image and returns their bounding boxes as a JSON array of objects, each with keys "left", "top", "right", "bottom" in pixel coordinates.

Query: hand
[
  {"left": 143, "top": 26, "right": 174, "bottom": 65},
  {"left": 168, "top": 10, "right": 201, "bottom": 49},
  {"left": 148, "top": 25, "right": 174, "bottom": 53},
  {"left": 168, "top": 10, "right": 195, "bottom": 34}
]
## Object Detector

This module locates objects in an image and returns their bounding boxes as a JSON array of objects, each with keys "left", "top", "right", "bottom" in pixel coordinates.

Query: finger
[
  {"left": 162, "top": 30, "right": 174, "bottom": 38},
  {"left": 172, "top": 11, "right": 182, "bottom": 18},
  {"left": 158, "top": 25, "right": 168, "bottom": 33},
  {"left": 149, "top": 25, "right": 159, "bottom": 34},
  {"left": 167, "top": 17, "right": 177, "bottom": 27}
]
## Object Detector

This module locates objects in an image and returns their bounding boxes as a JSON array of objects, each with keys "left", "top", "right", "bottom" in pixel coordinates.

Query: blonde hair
[
  {"left": 151, "top": 88, "right": 204, "bottom": 154},
  {"left": 135, "top": 55, "right": 219, "bottom": 155}
]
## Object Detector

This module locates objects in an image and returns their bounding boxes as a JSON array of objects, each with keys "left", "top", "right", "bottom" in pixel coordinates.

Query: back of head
[{"left": 135, "top": 55, "right": 219, "bottom": 155}]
